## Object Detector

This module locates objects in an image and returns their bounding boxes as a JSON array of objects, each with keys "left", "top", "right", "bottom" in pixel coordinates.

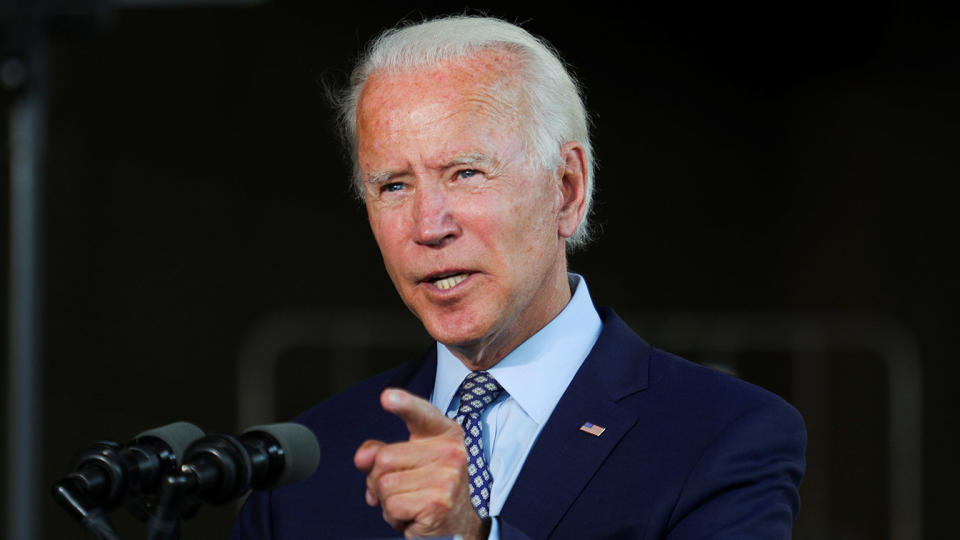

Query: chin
[
  {"left": 423, "top": 323, "right": 484, "bottom": 349},
  {"left": 419, "top": 311, "right": 493, "bottom": 349}
]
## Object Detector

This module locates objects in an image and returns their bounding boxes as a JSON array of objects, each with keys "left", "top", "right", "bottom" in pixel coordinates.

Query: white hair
[{"left": 338, "top": 15, "right": 596, "bottom": 249}]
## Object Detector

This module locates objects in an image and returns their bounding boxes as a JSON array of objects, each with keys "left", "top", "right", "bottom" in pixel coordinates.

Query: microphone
[
  {"left": 145, "top": 423, "right": 319, "bottom": 540},
  {"left": 52, "top": 421, "right": 205, "bottom": 540},
  {"left": 176, "top": 422, "right": 320, "bottom": 504},
  {"left": 53, "top": 421, "right": 205, "bottom": 510}
]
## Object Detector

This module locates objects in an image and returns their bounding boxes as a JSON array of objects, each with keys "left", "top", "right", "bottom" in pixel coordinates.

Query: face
[{"left": 356, "top": 52, "right": 584, "bottom": 367}]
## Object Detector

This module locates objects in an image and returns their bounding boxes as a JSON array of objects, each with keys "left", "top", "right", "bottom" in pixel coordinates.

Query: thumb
[{"left": 380, "top": 388, "right": 460, "bottom": 439}]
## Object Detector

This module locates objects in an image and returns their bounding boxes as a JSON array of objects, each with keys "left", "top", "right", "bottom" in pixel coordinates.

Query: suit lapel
[
  {"left": 500, "top": 309, "right": 650, "bottom": 538},
  {"left": 384, "top": 343, "right": 438, "bottom": 400}
]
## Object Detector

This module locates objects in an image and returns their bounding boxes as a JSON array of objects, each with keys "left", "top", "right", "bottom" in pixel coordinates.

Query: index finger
[{"left": 380, "top": 388, "right": 461, "bottom": 439}]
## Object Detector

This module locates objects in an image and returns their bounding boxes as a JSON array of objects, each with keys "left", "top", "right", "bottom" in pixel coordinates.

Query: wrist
[
  {"left": 480, "top": 516, "right": 492, "bottom": 538},
  {"left": 462, "top": 515, "right": 491, "bottom": 540}
]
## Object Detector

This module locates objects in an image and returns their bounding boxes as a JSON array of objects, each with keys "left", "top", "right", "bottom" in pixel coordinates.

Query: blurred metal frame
[
  {"left": 633, "top": 312, "right": 922, "bottom": 540},
  {"left": 236, "top": 309, "right": 921, "bottom": 539},
  {"left": 5, "top": 40, "right": 47, "bottom": 540},
  {"left": 236, "top": 308, "right": 429, "bottom": 431}
]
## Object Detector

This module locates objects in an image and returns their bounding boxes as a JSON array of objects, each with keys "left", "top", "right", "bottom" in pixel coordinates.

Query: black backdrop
[{"left": 1, "top": 1, "right": 957, "bottom": 538}]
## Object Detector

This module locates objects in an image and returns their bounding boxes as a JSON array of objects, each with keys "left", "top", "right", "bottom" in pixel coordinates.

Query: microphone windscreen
[
  {"left": 135, "top": 421, "right": 205, "bottom": 464},
  {"left": 243, "top": 423, "right": 320, "bottom": 488}
]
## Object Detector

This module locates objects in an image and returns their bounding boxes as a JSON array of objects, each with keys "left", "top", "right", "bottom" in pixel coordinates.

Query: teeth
[{"left": 434, "top": 273, "right": 468, "bottom": 290}]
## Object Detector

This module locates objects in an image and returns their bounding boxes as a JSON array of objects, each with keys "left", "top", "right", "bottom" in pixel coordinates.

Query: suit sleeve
[
  {"left": 229, "top": 489, "right": 274, "bottom": 540},
  {"left": 665, "top": 400, "right": 806, "bottom": 539}
]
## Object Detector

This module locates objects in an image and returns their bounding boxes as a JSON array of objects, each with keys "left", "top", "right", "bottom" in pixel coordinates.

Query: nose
[{"left": 412, "top": 184, "right": 460, "bottom": 247}]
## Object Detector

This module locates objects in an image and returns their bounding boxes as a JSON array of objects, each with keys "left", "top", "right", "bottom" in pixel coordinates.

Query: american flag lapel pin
[{"left": 579, "top": 422, "right": 606, "bottom": 437}]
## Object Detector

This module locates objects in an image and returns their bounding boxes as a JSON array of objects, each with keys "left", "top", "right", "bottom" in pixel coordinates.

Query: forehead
[
  {"left": 360, "top": 48, "right": 522, "bottom": 110},
  {"left": 356, "top": 50, "right": 525, "bottom": 155}
]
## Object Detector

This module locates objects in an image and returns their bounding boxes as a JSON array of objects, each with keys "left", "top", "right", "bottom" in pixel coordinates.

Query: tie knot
[{"left": 456, "top": 371, "right": 504, "bottom": 417}]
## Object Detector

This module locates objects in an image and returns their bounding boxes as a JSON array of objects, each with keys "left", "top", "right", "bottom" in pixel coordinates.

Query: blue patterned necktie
[{"left": 452, "top": 371, "right": 505, "bottom": 519}]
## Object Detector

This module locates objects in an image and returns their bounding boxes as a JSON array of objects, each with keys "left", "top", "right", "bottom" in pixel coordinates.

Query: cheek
[
  {"left": 509, "top": 183, "right": 559, "bottom": 239},
  {"left": 466, "top": 192, "right": 555, "bottom": 265}
]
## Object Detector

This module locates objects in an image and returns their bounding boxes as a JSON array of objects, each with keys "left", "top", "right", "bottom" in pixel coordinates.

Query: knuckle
[
  {"left": 448, "top": 420, "right": 466, "bottom": 436},
  {"left": 432, "top": 469, "right": 461, "bottom": 498},
  {"left": 382, "top": 495, "right": 400, "bottom": 517},
  {"left": 377, "top": 471, "right": 398, "bottom": 493},
  {"left": 376, "top": 445, "right": 398, "bottom": 468},
  {"left": 420, "top": 514, "right": 440, "bottom": 532},
  {"left": 442, "top": 469, "right": 461, "bottom": 492},
  {"left": 442, "top": 440, "right": 468, "bottom": 464},
  {"left": 425, "top": 491, "right": 454, "bottom": 517}
]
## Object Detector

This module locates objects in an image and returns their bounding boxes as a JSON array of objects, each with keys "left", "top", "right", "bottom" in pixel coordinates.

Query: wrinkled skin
[
  {"left": 353, "top": 49, "right": 589, "bottom": 539},
  {"left": 354, "top": 389, "right": 487, "bottom": 539}
]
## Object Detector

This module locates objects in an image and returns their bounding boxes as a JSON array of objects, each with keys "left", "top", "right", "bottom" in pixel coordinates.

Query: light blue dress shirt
[{"left": 430, "top": 274, "right": 603, "bottom": 531}]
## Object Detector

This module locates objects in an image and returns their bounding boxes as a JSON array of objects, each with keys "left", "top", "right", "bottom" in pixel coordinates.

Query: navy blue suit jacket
[{"left": 231, "top": 308, "right": 806, "bottom": 539}]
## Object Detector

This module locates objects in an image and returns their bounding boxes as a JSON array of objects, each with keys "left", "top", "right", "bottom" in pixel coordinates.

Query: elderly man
[{"left": 232, "top": 15, "right": 805, "bottom": 540}]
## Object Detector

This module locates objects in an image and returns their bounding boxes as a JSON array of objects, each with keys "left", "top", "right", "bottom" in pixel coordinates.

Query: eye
[
  {"left": 457, "top": 169, "right": 479, "bottom": 179},
  {"left": 381, "top": 182, "right": 405, "bottom": 193}
]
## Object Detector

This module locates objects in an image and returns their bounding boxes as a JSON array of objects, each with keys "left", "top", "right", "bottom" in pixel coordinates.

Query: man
[{"left": 232, "top": 15, "right": 805, "bottom": 540}]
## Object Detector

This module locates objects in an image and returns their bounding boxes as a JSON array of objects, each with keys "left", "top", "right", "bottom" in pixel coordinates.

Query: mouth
[{"left": 422, "top": 271, "right": 473, "bottom": 291}]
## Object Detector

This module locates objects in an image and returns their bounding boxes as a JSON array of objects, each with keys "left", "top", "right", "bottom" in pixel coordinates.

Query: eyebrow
[
  {"left": 446, "top": 153, "right": 494, "bottom": 167},
  {"left": 449, "top": 153, "right": 504, "bottom": 178},
  {"left": 365, "top": 170, "right": 397, "bottom": 186},
  {"left": 364, "top": 153, "right": 500, "bottom": 186}
]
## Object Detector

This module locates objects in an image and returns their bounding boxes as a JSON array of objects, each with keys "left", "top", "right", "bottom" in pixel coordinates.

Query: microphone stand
[
  {"left": 145, "top": 472, "right": 202, "bottom": 540},
  {"left": 51, "top": 479, "right": 122, "bottom": 540}
]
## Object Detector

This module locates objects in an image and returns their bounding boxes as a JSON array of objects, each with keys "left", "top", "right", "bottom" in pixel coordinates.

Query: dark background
[{"left": 2, "top": 1, "right": 957, "bottom": 538}]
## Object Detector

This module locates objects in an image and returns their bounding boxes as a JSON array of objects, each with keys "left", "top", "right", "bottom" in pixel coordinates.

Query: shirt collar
[{"left": 431, "top": 273, "right": 603, "bottom": 425}]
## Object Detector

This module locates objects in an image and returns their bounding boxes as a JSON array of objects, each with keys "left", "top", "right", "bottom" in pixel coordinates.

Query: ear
[{"left": 556, "top": 141, "right": 589, "bottom": 239}]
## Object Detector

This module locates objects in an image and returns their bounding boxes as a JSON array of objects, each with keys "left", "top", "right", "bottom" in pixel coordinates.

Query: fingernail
[{"left": 385, "top": 389, "right": 403, "bottom": 407}]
